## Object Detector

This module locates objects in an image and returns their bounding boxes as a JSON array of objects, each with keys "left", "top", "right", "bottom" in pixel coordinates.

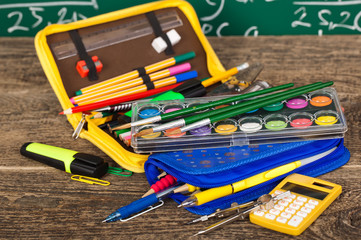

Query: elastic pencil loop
[
  {"left": 69, "top": 30, "right": 98, "bottom": 81},
  {"left": 134, "top": 67, "right": 146, "bottom": 76},
  {"left": 71, "top": 175, "right": 110, "bottom": 186},
  {"left": 146, "top": 11, "right": 174, "bottom": 55},
  {"left": 107, "top": 167, "right": 133, "bottom": 177},
  {"left": 141, "top": 74, "right": 151, "bottom": 84},
  {"left": 144, "top": 81, "right": 155, "bottom": 90}
]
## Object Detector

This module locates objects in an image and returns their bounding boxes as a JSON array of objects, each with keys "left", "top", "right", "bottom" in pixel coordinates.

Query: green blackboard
[{"left": 1, "top": 0, "right": 361, "bottom": 37}]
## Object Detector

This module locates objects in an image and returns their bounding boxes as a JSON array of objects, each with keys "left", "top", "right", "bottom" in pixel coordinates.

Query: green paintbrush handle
[
  {"left": 160, "top": 83, "right": 294, "bottom": 121},
  {"left": 184, "top": 82, "right": 324, "bottom": 125},
  {"left": 210, "top": 81, "right": 333, "bottom": 123}
]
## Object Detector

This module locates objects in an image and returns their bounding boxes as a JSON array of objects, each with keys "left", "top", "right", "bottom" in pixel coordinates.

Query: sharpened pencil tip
[
  {"left": 119, "top": 123, "right": 131, "bottom": 130},
  {"left": 134, "top": 128, "right": 154, "bottom": 137},
  {"left": 168, "top": 129, "right": 182, "bottom": 135},
  {"left": 141, "top": 189, "right": 155, "bottom": 198},
  {"left": 61, "top": 108, "right": 73, "bottom": 115},
  {"left": 59, "top": 111, "right": 64, "bottom": 115}
]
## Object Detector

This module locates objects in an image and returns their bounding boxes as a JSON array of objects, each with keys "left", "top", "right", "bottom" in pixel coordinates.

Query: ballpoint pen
[
  {"left": 178, "top": 147, "right": 336, "bottom": 208},
  {"left": 103, "top": 184, "right": 180, "bottom": 223}
]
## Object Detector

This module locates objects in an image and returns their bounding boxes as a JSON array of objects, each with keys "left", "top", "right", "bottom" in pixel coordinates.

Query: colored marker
[
  {"left": 60, "top": 83, "right": 182, "bottom": 115},
  {"left": 117, "top": 83, "right": 294, "bottom": 130},
  {"left": 20, "top": 142, "right": 108, "bottom": 178},
  {"left": 72, "top": 71, "right": 198, "bottom": 105},
  {"left": 122, "top": 63, "right": 250, "bottom": 119},
  {"left": 71, "top": 63, "right": 191, "bottom": 103},
  {"left": 76, "top": 51, "right": 195, "bottom": 95}
]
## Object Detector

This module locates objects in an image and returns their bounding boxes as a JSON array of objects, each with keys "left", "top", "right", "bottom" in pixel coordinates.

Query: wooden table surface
[{"left": 0, "top": 36, "right": 360, "bottom": 239}]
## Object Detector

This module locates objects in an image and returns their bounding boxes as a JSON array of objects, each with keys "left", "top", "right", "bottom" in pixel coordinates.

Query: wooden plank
[{"left": 0, "top": 36, "right": 360, "bottom": 239}]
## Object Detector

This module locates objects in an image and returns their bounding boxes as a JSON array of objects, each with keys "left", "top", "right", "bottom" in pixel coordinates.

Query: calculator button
[
  {"left": 289, "top": 194, "right": 296, "bottom": 199},
  {"left": 308, "top": 199, "right": 319, "bottom": 206},
  {"left": 283, "top": 197, "right": 293, "bottom": 202},
  {"left": 293, "top": 200, "right": 304, "bottom": 206},
  {"left": 285, "top": 208, "right": 296, "bottom": 214},
  {"left": 274, "top": 204, "right": 284, "bottom": 211},
  {"left": 253, "top": 210, "right": 265, "bottom": 216},
  {"left": 300, "top": 207, "right": 312, "bottom": 213},
  {"left": 278, "top": 200, "right": 289, "bottom": 207},
  {"left": 305, "top": 203, "right": 315, "bottom": 209},
  {"left": 297, "top": 196, "right": 308, "bottom": 202},
  {"left": 269, "top": 209, "right": 280, "bottom": 215},
  {"left": 265, "top": 213, "right": 276, "bottom": 220},
  {"left": 280, "top": 212, "right": 292, "bottom": 219},
  {"left": 276, "top": 217, "right": 288, "bottom": 224},
  {"left": 296, "top": 211, "right": 308, "bottom": 218},
  {"left": 289, "top": 203, "right": 300, "bottom": 210},
  {"left": 288, "top": 215, "right": 304, "bottom": 227},
  {"left": 274, "top": 190, "right": 284, "bottom": 195}
]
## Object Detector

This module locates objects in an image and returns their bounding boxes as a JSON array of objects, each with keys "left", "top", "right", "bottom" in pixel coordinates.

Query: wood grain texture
[{"left": 0, "top": 36, "right": 360, "bottom": 239}]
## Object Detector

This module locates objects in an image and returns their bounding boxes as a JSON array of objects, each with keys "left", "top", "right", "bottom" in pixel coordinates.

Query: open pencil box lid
[{"left": 34, "top": 0, "right": 225, "bottom": 172}]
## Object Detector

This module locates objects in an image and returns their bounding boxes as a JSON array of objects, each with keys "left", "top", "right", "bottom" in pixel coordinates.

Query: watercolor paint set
[{"left": 131, "top": 87, "right": 347, "bottom": 153}]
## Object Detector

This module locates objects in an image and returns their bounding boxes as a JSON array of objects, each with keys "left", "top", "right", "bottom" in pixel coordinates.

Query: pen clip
[
  {"left": 120, "top": 200, "right": 164, "bottom": 222},
  {"left": 72, "top": 113, "right": 87, "bottom": 140},
  {"left": 71, "top": 175, "right": 110, "bottom": 186}
]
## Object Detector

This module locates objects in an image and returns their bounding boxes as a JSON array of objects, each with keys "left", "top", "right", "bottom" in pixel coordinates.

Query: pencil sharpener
[{"left": 76, "top": 56, "right": 103, "bottom": 78}]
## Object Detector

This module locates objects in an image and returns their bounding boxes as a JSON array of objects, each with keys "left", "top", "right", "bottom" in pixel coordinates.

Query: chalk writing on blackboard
[
  {"left": 0, "top": 0, "right": 98, "bottom": 34},
  {"left": 292, "top": 1, "right": 361, "bottom": 36},
  {"left": 197, "top": 0, "right": 361, "bottom": 36},
  {"left": 1, "top": 0, "right": 361, "bottom": 37}
]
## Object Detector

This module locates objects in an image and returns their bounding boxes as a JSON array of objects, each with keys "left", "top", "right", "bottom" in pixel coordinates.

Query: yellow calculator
[{"left": 249, "top": 173, "right": 342, "bottom": 236}]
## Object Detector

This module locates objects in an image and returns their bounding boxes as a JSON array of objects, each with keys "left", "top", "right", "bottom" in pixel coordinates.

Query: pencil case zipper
[
  {"left": 145, "top": 139, "right": 341, "bottom": 188},
  {"left": 144, "top": 138, "right": 349, "bottom": 215},
  {"left": 179, "top": 139, "right": 349, "bottom": 215}
]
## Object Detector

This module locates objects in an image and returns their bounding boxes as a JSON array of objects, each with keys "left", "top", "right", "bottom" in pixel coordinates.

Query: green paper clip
[{"left": 107, "top": 167, "right": 133, "bottom": 177}]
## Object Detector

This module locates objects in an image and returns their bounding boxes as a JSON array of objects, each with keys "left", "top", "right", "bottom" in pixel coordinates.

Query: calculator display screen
[{"left": 281, "top": 182, "right": 329, "bottom": 200}]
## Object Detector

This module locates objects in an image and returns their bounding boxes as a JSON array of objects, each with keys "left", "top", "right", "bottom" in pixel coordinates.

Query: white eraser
[
  {"left": 152, "top": 29, "right": 181, "bottom": 53},
  {"left": 167, "top": 29, "right": 181, "bottom": 45}
]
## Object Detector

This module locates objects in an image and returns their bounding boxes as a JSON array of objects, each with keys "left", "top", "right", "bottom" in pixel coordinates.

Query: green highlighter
[{"left": 20, "top": 142, "right": 108, "bottom": 178}]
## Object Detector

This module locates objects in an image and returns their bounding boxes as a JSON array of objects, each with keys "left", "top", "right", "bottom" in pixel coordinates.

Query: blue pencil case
[{"left": 144, "top": 138, "right": 349, "bottom": 215}]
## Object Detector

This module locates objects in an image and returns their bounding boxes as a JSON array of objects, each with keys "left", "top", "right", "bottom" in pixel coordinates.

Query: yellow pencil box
[{"left": 34, "top": 0, "right": 225, "bottom": 173}]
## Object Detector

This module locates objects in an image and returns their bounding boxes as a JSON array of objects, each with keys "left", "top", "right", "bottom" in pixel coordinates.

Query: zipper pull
[{"left": 72, "top": 113, "right": 87, "bottom": 140}]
